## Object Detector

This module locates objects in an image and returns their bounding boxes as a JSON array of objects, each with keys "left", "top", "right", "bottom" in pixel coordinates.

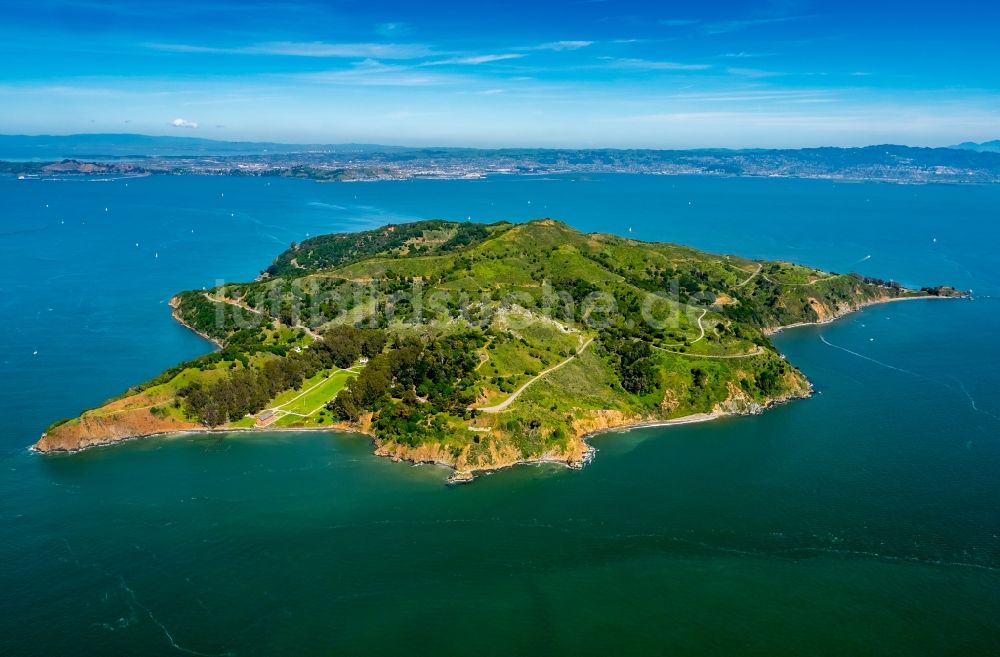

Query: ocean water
[{"left": 1, "top": 174, "right": 998, "bottom": 656}]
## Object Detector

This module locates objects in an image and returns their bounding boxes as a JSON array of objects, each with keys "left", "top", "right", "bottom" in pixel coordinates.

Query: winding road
[
  {"left": 736, "top": 263, "right": 764, "bottom": 287},
  {"left": 659, "top": 307, "right": 708, "bottom": 349},
  {"left": 655, "top": 307, "right": 762, "bottom": 358},
  {"left": 691, "top": 308, "right": 708, "bottom": 343},
  {"left": 206, "top": 293, "right": 322, "bottom": 340},
  {"left": 476, "top": 337, "right": 594, "bottom": 413},
  {"left": 652, "top": 344, "right": 765, "bottom": 359}
]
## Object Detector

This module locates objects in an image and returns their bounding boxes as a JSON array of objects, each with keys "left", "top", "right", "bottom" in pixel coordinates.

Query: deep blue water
[{"left": 1, "top": 174, "right": 998, "bottom": 655}]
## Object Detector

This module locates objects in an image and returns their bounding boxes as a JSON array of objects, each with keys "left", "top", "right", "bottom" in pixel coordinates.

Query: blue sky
[{"left": 1, "top": 0, "right": 998, "bottom": 147}]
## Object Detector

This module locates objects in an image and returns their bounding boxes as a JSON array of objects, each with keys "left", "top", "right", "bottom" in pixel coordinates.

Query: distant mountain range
[
  {"left": 3, "top": 134, "right": 1000, "bottom": 184},
  {"left": 0, "top": 133, "right": 407, "bottom": 159},
  {"left": 2, "top": 132, "right": 999, "bottom": 159},
  {"left": 952, "top": 140, "right": 1000, "bottom": 153}
]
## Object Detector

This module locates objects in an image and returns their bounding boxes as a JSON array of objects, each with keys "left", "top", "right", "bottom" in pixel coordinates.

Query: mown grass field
[{"left": 278, "top": 369, "right": 356, "bottom": 416}]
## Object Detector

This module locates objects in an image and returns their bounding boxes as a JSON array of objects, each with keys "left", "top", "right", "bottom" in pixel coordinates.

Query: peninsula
[
  {"left": 4, "top": 134, "right": 1000, "bottom": 184},
  {"left": 35, "top": 220, "right": 963, "bottom": 480}
]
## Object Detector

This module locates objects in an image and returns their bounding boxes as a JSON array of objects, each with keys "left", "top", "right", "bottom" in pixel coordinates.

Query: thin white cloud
[
  {"left": 146, "top": 43, "right": 223, "bottom": 54},
  {"left": 375, "top": 22, "right": 408, "bottom": 37},
  {"left": 171, "top": 118, "right": 198, "bottom": 128},
  {"left": 667, "top": 90, "right": 833, "bottom": 103},
  {"left": 660, "top": 19, "right": 702, "bottom": 27},
  {"left": 147, "top": 41, "right": 434, "bottom": 60},
  {"left": 424, "top": 53, "right": 525, "bottom": 66},
  {"left": 301, "top": 59, "right": 467, "bottom": 87},
  {"left": 602, "top": 58, "right": 711, "bottom": 71},
  {"left": 528, "top": 40, "right": 594, "bottom": 51},
  {"left": 727, "top": 67, "right": 783, "bottom": 78},
  {"left": 721, "top": 52, "right": 775, "bottom": 58},
  {"left": 703, "top": 15, "right": 811, "bottom": 35},
  {"left": 253, "top": 41, "right": 433, "bottom": 59}
]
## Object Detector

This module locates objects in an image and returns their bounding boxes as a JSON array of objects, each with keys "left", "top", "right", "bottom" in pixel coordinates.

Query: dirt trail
[
  {"left": 205, "top": 293, "right": 322, "bottom": 340},
  {"left": 476, "top": 337, "right": 594, "bottom": 413}
]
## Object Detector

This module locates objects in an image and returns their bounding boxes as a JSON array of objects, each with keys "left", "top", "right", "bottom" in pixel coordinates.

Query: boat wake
[
  {"left": 819, "top": 335, "right": 1000, "bottom": 427},
  {"left": 951, "top": 378, "right": 1000, "bottom": 425},
  {"left": 60, "top": 538, "right": 232, "bottom": 656},
  {"left": 818, "top": 335, "right": 920, "bottom": 377},
  {"left": 117, "top": 577, "right": 234, "bottom": 657}
]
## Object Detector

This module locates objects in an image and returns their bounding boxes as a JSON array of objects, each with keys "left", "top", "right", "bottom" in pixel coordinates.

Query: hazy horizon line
[{"left": 0, "top": 131, "right": 994, "bottom": 153}]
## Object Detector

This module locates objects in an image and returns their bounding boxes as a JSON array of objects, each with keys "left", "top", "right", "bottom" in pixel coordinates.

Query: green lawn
[
  {"left": 267, "top": 370, "right": 331, "bottom": 409},
  {"left": 217, "top": 366, "right": 361, "bottom": 430},
  {"left": 277, "top": 369, "right": 355, "bottom": 416}
]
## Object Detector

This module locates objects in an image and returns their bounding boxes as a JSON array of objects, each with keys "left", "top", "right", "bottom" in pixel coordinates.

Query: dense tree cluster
[
  {"left": 329, "top": 330, "right": 486, "bottom": 444},
  {"left": 919, "top": 286, "right": 957, "bottom": 296},
  {"left": 439, "top": 223, "right": 490, "bottom": 251},
  {"left": 751, "top": 358, "right": 789, "bottom": 396},
  {"left": 178, "top": 325, "right": 386, "bottom": 426},
  {"left": 322, "top": 324, "right": 386, "bottom": 367},
  {"left": 589, "top": 287, "right": 671, "bottom": 395},
  {"left": 266, "top": 221, "right": 499, "bottom": 276},
  {"left": 550, "top": 277, "right": 600, "bottom": 322},
  {"left": 600, "top": 333, "right": 658, "bottom": 395},
  {"left": 853, "top": 273, "right": 901, "bottom": 290},
  {"left": 173, "top": 291, "right": 243, "bottom": 342},
  {"left": 723, "top": 276, "right": 782, "bottom": 327}
]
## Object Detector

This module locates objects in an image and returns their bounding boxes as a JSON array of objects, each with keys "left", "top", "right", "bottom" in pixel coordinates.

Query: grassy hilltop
[{"left": 36, "top": 219, "right": 959, "bottom": 480}]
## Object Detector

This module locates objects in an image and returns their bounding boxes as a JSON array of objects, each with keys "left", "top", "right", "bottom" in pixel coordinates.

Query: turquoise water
[{"left": 2, "top": 175, "right": 998, "bottom": 655}]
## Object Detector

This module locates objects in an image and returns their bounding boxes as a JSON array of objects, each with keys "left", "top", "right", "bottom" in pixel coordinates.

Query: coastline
[
  {"left": 31, "top": 423, "right": 372, "bottom": 455},
  {"left": 366, "top": 384, "right": 811, "bottom": 483},
  {"left": 763, "top": 293, "right": 963, "bottom": 335},
  {"left": 169, "top": 296, "right": 224, "bottom": 349},
  {"left": 33, "top": 289, "right": 958, "bottom": 481}
]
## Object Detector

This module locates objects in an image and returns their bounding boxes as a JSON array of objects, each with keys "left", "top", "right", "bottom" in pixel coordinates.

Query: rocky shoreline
[
  {"left": 33, "top": 376, "right": 811, "bottom": 483},
  {"left": 34, "top": 389, "right": 809, "bottom": 482},
  {"left": 763, "top": 293, "right": 963, "bottom": 335},
  {"left": 169, "top": 296, "right": 224, "bottom": 349},
  {"left": 33, "top": 292, "right": 960, "bottom": 482}
]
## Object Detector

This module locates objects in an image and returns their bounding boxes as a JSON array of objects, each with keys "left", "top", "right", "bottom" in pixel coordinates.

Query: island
[{"left": 35, "top": 219, "right": 964, "bottom": 481}]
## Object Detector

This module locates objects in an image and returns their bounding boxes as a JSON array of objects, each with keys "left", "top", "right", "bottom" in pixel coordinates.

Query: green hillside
[{"left": 37, "top": 219, "right": 959, "bottom": 479}]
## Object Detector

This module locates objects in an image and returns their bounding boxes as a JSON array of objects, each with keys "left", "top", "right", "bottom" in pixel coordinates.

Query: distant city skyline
[{"left": 2, "top": 0, "right": 998, "bottom": 148}]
